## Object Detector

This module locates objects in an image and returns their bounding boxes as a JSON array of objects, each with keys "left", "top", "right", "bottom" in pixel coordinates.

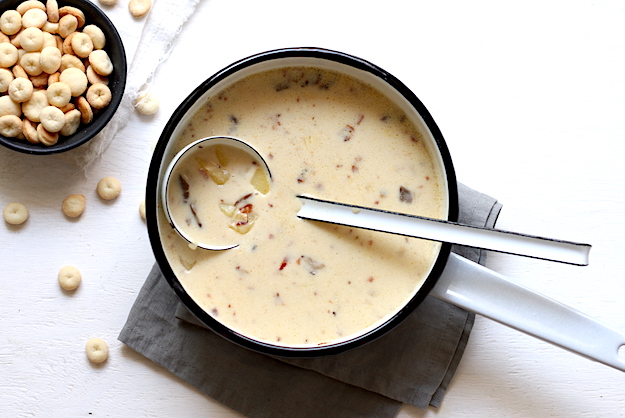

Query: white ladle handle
[
  {"left": 431, "top": 253, "right": 625, "bottom": 372},
  {"left": 297, "top": 196, "right": 590, "bottom": 266}
]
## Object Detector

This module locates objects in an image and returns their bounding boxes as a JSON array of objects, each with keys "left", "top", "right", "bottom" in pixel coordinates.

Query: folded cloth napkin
[{"left": 119, "top": 182, "right": 502, "bottom": 417}]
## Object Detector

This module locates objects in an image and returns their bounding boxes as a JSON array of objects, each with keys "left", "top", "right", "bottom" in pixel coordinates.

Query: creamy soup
[{"left": 158, "top": 66, "right": 447, "bottom": 347}]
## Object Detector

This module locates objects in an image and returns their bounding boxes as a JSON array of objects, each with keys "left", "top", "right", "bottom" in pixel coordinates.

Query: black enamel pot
[
  {"left": 146, "top": 47, "right": 460, "bottom": 357},
  {"left": 145, "top": 48, "right": 625, "bottom": 372}
]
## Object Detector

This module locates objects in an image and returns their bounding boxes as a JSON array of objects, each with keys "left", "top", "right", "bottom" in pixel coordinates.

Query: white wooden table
[{"left": 2, "top": 1, "right": 624, "bottom": 416}]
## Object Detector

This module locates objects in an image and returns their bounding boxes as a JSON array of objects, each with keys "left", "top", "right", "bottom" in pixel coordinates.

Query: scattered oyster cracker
[
  {"left": 3, "top": 202, "right": 28, "bottom": 224},
  {"left": 62, "top": 194, "right": 86, "bottom": 217},
  {"left": 85, "top": 337, "right": 109, "bottom": 363},
  {"left": 134, "top": 91, "right": 159, "bottom": 115},
  {"left": 58, "top": 265, "right": 82, "bottom": 290},
  {"left": 96, "top": 176, "right": 121, "bottom": 200},
  {"left": 129, "top": 0, "right": 152, "bottom": 18}
]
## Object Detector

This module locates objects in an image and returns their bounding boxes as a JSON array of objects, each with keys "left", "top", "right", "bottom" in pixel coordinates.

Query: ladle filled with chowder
[
  {"left": 149, "top": 48, "right": 625, "bottom": 371},
  {"left": 162, "top": 136, "right": 272, "bottom": 251}
]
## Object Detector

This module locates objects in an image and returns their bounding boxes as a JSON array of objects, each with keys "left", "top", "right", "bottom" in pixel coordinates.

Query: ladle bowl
[{"left": 161, "top": 136, "right": 271, "bottom": 251}]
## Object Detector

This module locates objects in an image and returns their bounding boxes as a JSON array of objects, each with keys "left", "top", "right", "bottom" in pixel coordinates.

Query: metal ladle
[{"left": 161, "top": 136, "right": 590, "bottom": 265}]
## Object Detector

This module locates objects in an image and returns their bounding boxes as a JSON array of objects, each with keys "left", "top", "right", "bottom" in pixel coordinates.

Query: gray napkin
[{"left": 119, "top": 183, "right": 502, "bottom": 417}]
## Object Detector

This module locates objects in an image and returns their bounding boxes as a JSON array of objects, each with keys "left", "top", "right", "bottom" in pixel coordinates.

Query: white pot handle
[{"left": 430, "top": 253, "right": 625, "bottom": 372}]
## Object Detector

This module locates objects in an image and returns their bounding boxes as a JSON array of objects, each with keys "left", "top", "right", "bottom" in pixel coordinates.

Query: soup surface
[{"left": 159, "top": 66, "right": 447, "bottom": 346}]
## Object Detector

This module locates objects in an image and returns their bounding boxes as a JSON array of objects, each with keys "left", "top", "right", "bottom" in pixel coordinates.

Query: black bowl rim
[
  {"left": 146, "top": 47, "right": 459, "bottom": 358},
  {"left": 0, "top": 0, "right": 127, "bottom": 155}
]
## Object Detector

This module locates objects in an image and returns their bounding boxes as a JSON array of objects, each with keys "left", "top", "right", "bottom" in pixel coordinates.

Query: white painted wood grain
[{"left": 1, "top": 0, "right": 624, "bottom": 417}]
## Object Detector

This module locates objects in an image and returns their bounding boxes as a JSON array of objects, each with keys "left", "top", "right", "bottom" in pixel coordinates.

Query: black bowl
[
  {"left": 0, "top": 0, "right": 127, "bottom": 155},
  {"left": 146, "top": 47, "right": 459, "bottom": 358}
]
